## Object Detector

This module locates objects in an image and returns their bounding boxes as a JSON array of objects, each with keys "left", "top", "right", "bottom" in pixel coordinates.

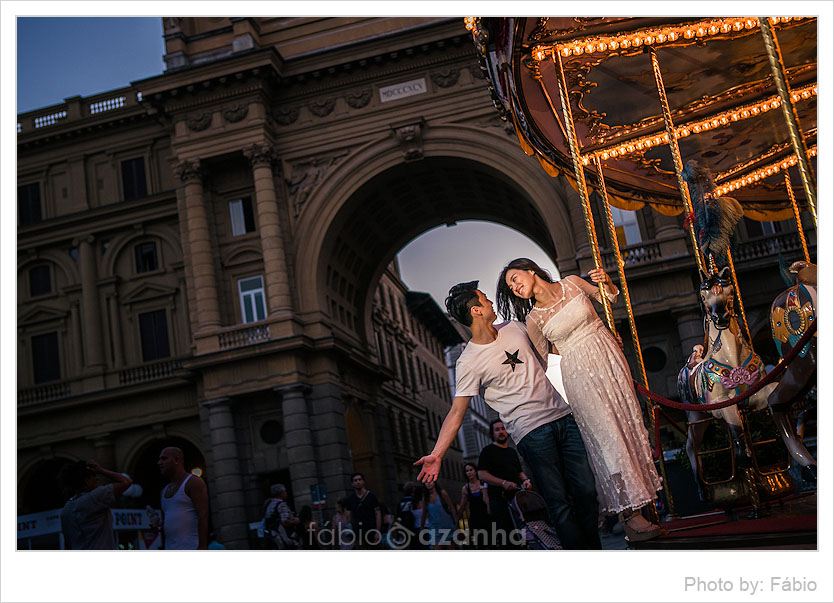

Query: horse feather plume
[{"left": 682, "top": 160, "right": 744, "bottom": 266}]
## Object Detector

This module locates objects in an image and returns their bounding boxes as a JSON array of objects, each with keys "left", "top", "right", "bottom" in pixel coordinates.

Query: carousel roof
[{"left": 470, "top": 17, "right": 817, "bottom": 221}]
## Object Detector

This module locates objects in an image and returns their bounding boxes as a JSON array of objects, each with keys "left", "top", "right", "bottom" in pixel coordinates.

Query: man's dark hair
[
  {"left": 445, "top": 280, "right": 481, "bottom": 326},
  {"left": 489, "top": 418, "right": 506, "bottom": 440},
  {"left": 351, "top": 472, "right": 365, "bottom": 481}
]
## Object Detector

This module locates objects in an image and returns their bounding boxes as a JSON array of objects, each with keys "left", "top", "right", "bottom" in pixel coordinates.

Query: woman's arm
[
  {"left": 526, "top": 318, "right": 555, "bottom": 365},
  {"left": 442, "top": 490, "right": 458, "bottom": 525},
  {"left": 482, "top": 483, "right": 490, "bottom": 508},
  {"left": 459, "top": 485, "right": 468, "bottom": 515},
  {"left": 567, "top": 272, "right": 618, "bottom": 304}
]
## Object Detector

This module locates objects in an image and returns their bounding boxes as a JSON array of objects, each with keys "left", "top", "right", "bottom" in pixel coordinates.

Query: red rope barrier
[{"left": 635, "top": 320, "right": 816, "bottom": 412}]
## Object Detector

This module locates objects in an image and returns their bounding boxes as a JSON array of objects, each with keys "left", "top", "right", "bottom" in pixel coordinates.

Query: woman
[
  {"left": 496, "top": 258, "right": 663, "bottom": 541},
  {"left": 420, "top": 480, "right": 458, "bottom": 549},
  {"left": 298, "top": 505, "right": 321, "bottom": 550},
  {"left": 330, "top": 497, "right": 354, "bottom": 550},
  {"left": 457, "top": 462, "right": 492, "bottom": 549}
]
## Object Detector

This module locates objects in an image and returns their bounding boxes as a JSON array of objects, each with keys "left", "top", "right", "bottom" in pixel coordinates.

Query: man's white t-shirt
[{"left": 455, "top": 321, "right": 571, "bottom": 444}]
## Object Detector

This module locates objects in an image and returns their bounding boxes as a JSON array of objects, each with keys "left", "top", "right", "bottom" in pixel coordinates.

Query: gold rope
[
  {"left": 759, "top": 18, "right": 817, "bottom": 224},
  {"left": 784, "top": 171, "right": 811, "bottom": 263},
  {"left": 552, "top": 52, "right": 616, "bottom": 334},
  {"left": 649, "top": 48, "right": 707, "bottom": 274},
  {"left": 726, "top": 249, "right": 753, "bottom": 347},
  {"left": 594, "top": 156, "right": 678, "bottom": 518}
]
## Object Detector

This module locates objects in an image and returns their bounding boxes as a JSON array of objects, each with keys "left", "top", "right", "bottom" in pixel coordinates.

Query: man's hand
[
  {"left": 521, "top": 478, "right": 532, "bottom": 490},
  {"left": 86, "top": 459, "right": 103, "bottom": 474},
  {"left": 414, "top": 454, "right": 442, "bottom": 483},
  {"left": 503, "top": 480, "right": 519, "bottom": 491}
]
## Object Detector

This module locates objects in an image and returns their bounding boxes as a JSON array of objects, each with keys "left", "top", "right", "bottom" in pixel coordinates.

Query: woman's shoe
[{"left": 619, "top": 510, "right": 665, "bottom": 542}]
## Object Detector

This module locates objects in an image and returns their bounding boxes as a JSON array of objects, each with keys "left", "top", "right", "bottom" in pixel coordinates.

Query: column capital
[
  {"left": 174, "top": 158, "right": 203, "bottom": 183},
  {"left": 201, "top": 396, "right": 233, "bottom": 410},
  {"left": 244, "top": 143, "right": 278, "bottom": 168},
  {"left": 274, "top": 382, "right": 312, "bottom": 397}
]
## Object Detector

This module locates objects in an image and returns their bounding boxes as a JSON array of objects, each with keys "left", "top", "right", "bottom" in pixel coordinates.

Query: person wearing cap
[{"left": 414, "top": 281, "right": 601, "bottom": 549}]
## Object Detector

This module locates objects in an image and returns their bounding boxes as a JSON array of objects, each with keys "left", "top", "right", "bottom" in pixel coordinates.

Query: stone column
[
  {"left": 244, "top": 143, "right": 292, "bottom": 316},
  {"left": 373, "top": 403, "right": 399, "bottom": 506},
  {"left": 89, "top": 434, "right": 116, "bottom": 471},
  {"left": 69, "top": 301, "right": 83, "bottom": 374},
  {"left": 76, "top": 236, "right": 105, "bottom": 370},
  {"left": 308, "top": 382, "right": 353, "bottom": 515},
  {"left": 654, "top": 212, "right": 689, "bottom": 259},
  {"left": 277, "top": 384, "right": 318, "bottom": 510},
  {"left": 676, "top": 309, "right": 705, "bottom": 360},
  {"left": 202, "top": 396, "right": 249, "bottom": 549},
  {"left": 174, "top": 159, "right": 221, "bottom": 331},
  {"left": 108, "top": 294, "right": 125, "bottom": 368}
]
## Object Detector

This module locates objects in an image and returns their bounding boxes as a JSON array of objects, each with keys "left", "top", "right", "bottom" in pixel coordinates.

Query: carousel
[{"left": 465, "top": 16, "right": 818, "bottom": 549}]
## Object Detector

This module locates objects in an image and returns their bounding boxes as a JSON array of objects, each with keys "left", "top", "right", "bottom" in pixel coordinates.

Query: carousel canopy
[{"left": 469, "top": 17, "right": 817, "bottom": 221}]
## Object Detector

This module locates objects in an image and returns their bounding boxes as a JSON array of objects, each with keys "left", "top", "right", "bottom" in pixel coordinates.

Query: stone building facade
[{"left": 17, "top": 17, "right": 815, "bottom": 547}]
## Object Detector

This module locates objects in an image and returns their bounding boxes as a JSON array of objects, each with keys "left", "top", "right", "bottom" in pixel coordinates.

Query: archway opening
[
  {"left": 318, "top": 155, "right": 567, "bottom": 343},
  {"left": 128, "top": 436, "right": 206, "bottom": 510}
]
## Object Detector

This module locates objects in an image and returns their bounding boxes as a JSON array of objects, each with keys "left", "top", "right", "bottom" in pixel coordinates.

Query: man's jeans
[{"left": 517, "top": 414, "right": 602, "bottom": 549}]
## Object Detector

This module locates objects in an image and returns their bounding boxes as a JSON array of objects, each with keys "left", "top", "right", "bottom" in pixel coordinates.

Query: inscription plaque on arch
[{"left": 379, "top": 78, "right": 427, "bottom": 103}]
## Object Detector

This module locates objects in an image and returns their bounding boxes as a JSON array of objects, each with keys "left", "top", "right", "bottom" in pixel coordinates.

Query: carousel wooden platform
[{"left": 629, "top": 491, "right": 817, "bottom": 550}]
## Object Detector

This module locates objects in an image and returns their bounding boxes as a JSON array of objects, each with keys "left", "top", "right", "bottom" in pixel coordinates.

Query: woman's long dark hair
[{"left": 496, "top": 258, "right": 555, "bottom": 322}]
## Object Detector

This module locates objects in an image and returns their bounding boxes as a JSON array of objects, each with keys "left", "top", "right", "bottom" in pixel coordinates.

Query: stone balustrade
[
  {"left": 18, "top": 87, "right": 142, "bottom": 135},
  {"left": 217, "top": 324, "right": 272, "bottom": 350}
]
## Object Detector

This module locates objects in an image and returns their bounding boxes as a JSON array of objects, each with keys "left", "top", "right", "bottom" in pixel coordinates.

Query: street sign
[{"left": 311, "top": 483, "right": 327, "bottom": 509}]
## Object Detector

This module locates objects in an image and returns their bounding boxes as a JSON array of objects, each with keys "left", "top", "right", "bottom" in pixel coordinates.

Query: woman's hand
[{"left": 588, "top": 268, "right": 612, "bottom": 286}]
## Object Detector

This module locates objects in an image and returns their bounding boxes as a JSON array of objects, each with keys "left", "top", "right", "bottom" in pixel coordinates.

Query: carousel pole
[
  {"left": 593, "top": 156, "right": 678, "bottom": 519},
  {"left": 760, "top": 18, "right": 817, "bottom": 224},
  {"left": 726, "top": 249, "right": 753, "bottom": 346},
  {"left": 784, "top": 171, "right": 811, "bottom": 263},
  {"left": 552, "top": 52, "right": 616, "bottom": 334},
  {"left": 649, "top": 48, "right": 707, "bottom": 275}
]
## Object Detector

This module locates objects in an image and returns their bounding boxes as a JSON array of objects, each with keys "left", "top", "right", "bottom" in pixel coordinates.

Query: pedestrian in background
[{"left": 60, "top": 459, "right": 133, "bottom": 550}]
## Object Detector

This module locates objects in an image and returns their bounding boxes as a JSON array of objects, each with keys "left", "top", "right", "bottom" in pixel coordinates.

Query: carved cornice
[
  {"left": 430, "top": 67, "right": 460, "bottom": 88},
  {"left": 309, "top": 98, "right": 336, "bottom": 117},
  {"left": 186, "top": 111, "right": 213, "bottom": 132},
  {"left": 345, "top": 88, "right": 372, "bottom": 109},
  {"left": 221, "top": 102, "right": 249, "bottom": 123}
]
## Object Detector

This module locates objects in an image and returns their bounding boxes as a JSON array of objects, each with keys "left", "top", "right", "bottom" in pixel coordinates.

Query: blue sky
[
  {"left": 15, "top": 16, "right": 559, "bottom": 308},
  {"left": 17, "top": 17, "right": 165, "bottom": 113}
]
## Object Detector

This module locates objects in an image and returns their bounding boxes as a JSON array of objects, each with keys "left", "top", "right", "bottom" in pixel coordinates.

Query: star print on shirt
[{"left": 502, "top": 349, "right": 524, "bottom": 371}]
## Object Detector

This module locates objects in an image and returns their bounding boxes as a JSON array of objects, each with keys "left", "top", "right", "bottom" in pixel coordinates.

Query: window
[
  {"left": 229, "top": 197, "right": 256, "bottom": 236},
  {"left": 744, "top": 217, "right": 778, "bottom": 238},
  {"left": 18, "top": 183, "right": 42, "bottom": 226},
  {"left": 29, "top": 265, "right": 52, "bottom": 297},
  {"left": 121, "top": 158, "right": 148, "bottom": 201},
  {"left": 139, "top": 310, "right": 171, "bottom": 361},
  {"left": 134, "top": 242, "right": 159, "bottom": 273},
  {"left": 32, "top": 332, "right": 60, "bottom": 383},
  {"left": 238, "top": 276, "right": 267, "bottom": 323},
  {"left": 609, "top": 207, "right": 641, "bottom": 246}
]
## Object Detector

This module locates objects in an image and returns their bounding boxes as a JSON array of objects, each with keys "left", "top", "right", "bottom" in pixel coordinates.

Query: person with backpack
[{"left": 261, "top": 483, "right": 300, "bottom": 549}]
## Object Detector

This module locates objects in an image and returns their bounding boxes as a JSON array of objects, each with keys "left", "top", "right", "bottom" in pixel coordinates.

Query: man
[
  {"left": 414, "top": 281, "right": 601, "bottom": 549},
  {"left": 157, "top": 446, "right": 209, "bottom": 549},
  {"left": 262, "top": 483, "right": 300, "bottom": 549},
  {"left": 344, "top": 472, "right": 382, "bottom": 549},
  {"left": 60, "top": 459, "right": 133, "bottom": 549},
  {"left": 478, "top": 419, "right": 532, "bottom": 546}
]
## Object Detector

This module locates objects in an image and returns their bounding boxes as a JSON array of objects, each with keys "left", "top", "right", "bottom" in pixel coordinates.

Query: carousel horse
[
  {"left": 767, "top": 260, "right": 817, "bottom": 470},
  {"left": 677, "top": 267, "right": 778, "bottom": 500}
]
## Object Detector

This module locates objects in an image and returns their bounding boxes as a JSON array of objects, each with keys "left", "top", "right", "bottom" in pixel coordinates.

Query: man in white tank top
[{"left": 158, "top": 447, "right": 209, "bottom": 549}]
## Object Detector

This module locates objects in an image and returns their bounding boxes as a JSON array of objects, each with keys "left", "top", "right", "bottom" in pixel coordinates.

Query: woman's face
[
  {"left": 465, "top": 465, "right": 476, "bottom": 480},
  {"left": 505, "top": 269, "right": 536, "bottom": 299}
]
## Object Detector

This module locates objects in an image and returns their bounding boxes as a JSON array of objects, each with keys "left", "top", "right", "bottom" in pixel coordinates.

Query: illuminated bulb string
[
  {"left": 579, "top": 83, "right": 817, "bottom": 165},
  {"left": 715, "top": 146, "right": 817, "bottom": 196},
  {"left": 531, "top": 17, "right": 807, "bottom": 61}
]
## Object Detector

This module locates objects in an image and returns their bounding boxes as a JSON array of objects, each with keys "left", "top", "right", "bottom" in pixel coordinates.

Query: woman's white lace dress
[{"left": 527, "top": 275, "right": 662, "bottom": 514}]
